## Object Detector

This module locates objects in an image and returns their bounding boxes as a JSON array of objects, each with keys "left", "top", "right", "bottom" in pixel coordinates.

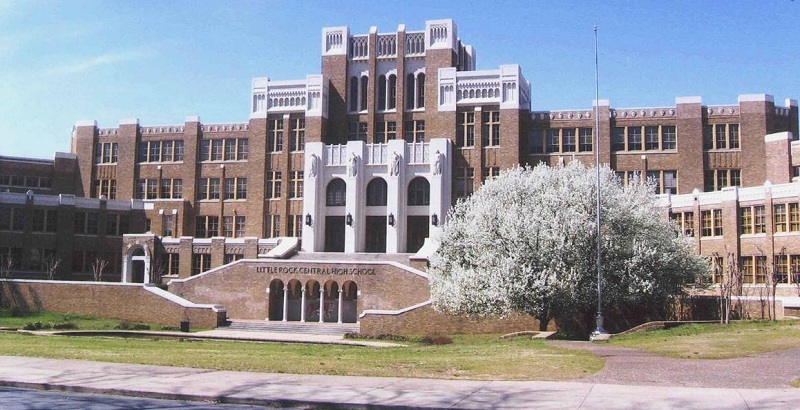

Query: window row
[
  {"left": 197, "top": 178, "right": 248, "bottom": 200},
  {"left": 612, "top": 125, "right": 676, "bottom": 152},
  {"left": 704, "top": 169, "right": 741, "bottom": 192},
  {"left": 736, "top": 255, "right": 800, "bottom": 284},
  {"left": 195, "top": 215, "right": 246, "bottom": 238},
  {"left": 325, "top": 177, "right": 430, "bottom": 207},
  {"left": 95, "top": 142, "right": 119, "bottom": 164},
  {"left": 703, "top": 123, "right": 740, "bottom": 150},
  {"left": 774, "top": 203, "right": 800, "bottom": 233},
  {"left": 135, "top": 179, "right": 183, "bottom": 200},
  {"left": 72, "top": 250, "right": 122, "bottom": 275},
  {"left": 138, "top": 140, "right": 185, "bottom": 163},
  {"left": 616, "top": 170, "right": 678, "bottom": 194},
  {"left": 94, "top": 179, "right": 116, "bottom": 199},
  {"left": 349, "top": 73, "right": 425, "bottom": 113},
  {"left": 530, "top": 127, "right": 593, "bottom": 154},
  {"left": 265, "top": 171, "right": 303, "bottom": 199},
  {"left": 199, "top": 139, "right": 248, "bottom": 162},
  {"left": 0, "top": 175, "right": 52, "bottom": 189}
]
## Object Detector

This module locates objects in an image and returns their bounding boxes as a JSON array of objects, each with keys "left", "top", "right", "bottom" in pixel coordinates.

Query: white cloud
[{"left": 44, "top": 50, "right": 152, "bottom": 77}]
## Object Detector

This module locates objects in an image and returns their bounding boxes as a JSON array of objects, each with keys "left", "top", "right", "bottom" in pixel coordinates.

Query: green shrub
[
  {"left": 419, "top": 335, "right": 453, "bottom": 345},
  {"left": 52, "top": 322, "right": 78, "bottom": 330}
]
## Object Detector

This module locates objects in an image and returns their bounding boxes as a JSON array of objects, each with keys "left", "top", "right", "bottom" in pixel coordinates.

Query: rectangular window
[
  {"left": 457, "top": 112, "right": 475, "bottom": 148},
  {"left": 561, "top": 128, "right": 576, "bottom": 152},
  {"left": 662, "top": 126, "right": 676, "bottom": 150},
  {"left": 739, "top": 206, "right": 766, "bottom": 235},
  {"left": 163, "top": 214, "right": 174, "bottom": 237},
  {"left": 375, "top": 121, "right": 396, "bottom": 143},
  {"left": 33, "top": 209, "right": 56, "bottom": 232},
  {"left": 174, "top": 141, "right": 185, "bottom": 161},
  {"left": 289, "top": 171, "right": 303, "bottom": 199},
  {"left": 224, "top": 178, "right": 247, "bottom": 200},
  {"left": 627, "top": 126, "right": 642, "bottom": 151},
  {"left": 546, "top": 129, "right": 560, "bottom": 153},
  {"left": 348, "top": 122, "right": 368, "bottom": 141},
  {"left": 93, "top": 179, "right": 117, "bottom": 199},
  {"left": 224, "top": 139, "right": 237, "bottom": 161},
  {"left": 146, "top": 179, "right": 158, "bottom": 200},
  {"left": 741, "top": 256, "right": 754, "bottom": 284},
  {"left": 266, "top": 171, "right": 282, "bottom": 199},
  {"left": 611, "top": 127, "right": 625, "bottom": 151},
  {"left": 197, "top": 178, "right": 221, "bottom": 200},
  {"left": 268, "top": 118, "right": 284, "bottom": 152},
  {"left": 671, "top": 211, "right": 694, "bottom": 237},
  {"left": 224, "top": 254, "right": 243, "bottom": 264},
  {"left": 223, "top": 216, "right": 234, "bottom": 237},
  {"left": 578, "top": 128, "right": 593, "bottom": 152},
  {"left": 403, "top": 120, "right": 425, "bottom": 143},
  {"left": 455, "top": 167, "right": 474, "bottom": 199},
  {"left": 211, "top": 140, "right": 223, "bottom": 161},
  {"left": 704, "top": 169, "right": 742, "bottom": 191},
  {"left": 95, "top": 142, "right": 119, "bottom": 164},
  {"left": 775, "top": 204, "right": 788, "bottom": 233},
  {"left": 161, "top": 141, "right": 174, "bottom": 162},
  {"left": 237, "top": 139, "right": 249, "bottom": 160},
  {"left": 167, "top": 253, "right": 180, "bottom": 275},
  {"left": 290, "top": 118, "right": 305, "bottom": 151},
  {"left": 267, "top": 214, "right": 281, "bottom": 238},
  {"left": 483, "top": 167, "right": 500, "bottom": 180},
  {"left": 775, "top": 255, "right": 789, "bottom": 284},
  {"left": 287, "top": 214, "right": 303, "bottom": 238},
  {"left": 482, "top": 111, "right": 500, "bottom": 147},
  {"left": 728, "top": 124, "right": 740, "bottom": 149},
  {"left": 105, "top": 214, "right": 120, "bottom": 236},
  {"left": 699, "top": 209, "right": 723, "bottom": 237},
  {"left": 703, "top": 125, "right": 714, "bottom": 150},
  {"left": 529, "top": 129, "right": 544, "bottom": 154},
  {"left": 645, "top": 126, "right": 660, "bottom": 150},
  {"left": 192, "top": 254, "right": 211, "bottom": 275},
  {"left": 195, "top": 216, "right": 219, "bottom": 238}
]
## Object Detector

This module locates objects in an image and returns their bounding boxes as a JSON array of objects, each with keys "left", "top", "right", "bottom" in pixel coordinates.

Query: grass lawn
[
  {"left": 0, "top": 332, "right": 603, "bottom": 381},
  {"left": 609, "top": 320, "right": 800, "bottom": 359},
  {"left": 0, "top": 308, "right": 173, "bottom": 331}
]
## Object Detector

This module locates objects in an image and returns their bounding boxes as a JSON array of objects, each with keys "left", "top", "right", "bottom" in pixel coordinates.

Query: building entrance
[
  {"left": 406, "top": 216, "right": 429, "bottom": 253},
  {"left": 365, "top": 216, "right": 387, "bottom": 253},
  {"left": 324, "top": 216, "right": 345, "bottom": 252}
]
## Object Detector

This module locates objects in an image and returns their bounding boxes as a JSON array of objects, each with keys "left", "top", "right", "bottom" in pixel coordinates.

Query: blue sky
[{"left": 1, "top": 0, "right": 799, "bottom": 158}]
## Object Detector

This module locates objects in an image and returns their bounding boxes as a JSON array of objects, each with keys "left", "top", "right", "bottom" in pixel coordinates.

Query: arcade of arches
[{"left": 268, "top": 278, "right": 358, "bottom": 323}]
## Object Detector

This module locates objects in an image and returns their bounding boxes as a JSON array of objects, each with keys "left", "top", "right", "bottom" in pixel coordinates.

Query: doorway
[
  {"left": 324, "top": 216, "right": 345, "bottom": 252},
  {"left": 365, "top": 216, "right": 387, "bottom": 253},
  {"left": 406, "top": 215, "right": 429, "bottom": 253}
]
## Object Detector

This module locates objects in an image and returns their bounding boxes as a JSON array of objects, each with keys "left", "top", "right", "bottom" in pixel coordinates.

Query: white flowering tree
[{"left": 429, "top": 161, "right": 709, "bottom": 336}]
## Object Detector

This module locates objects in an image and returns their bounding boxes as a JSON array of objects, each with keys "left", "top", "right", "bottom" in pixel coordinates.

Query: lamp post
[{"left": 592, "top": 25, "right": 607, "bottom": 340}]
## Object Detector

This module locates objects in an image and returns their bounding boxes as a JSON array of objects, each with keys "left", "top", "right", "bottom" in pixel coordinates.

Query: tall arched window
[
  {"left": 406, "top": 73, "right": 415, "bottom": 109},
  {"left": 377, "top": 75, "right": 387, "bottom": 111},
  {"left": 388, "top": 74, "right": 397, "bottom": 109},
  {"left": 416, "top": 73, "right": 425, "bottom": 108},
  {"left": 326, "top": 179, "right": 346, "bottom": 206},
  {"left": 366, "top": 178, "right": 387, "bottom": 206},
  {"left": 407, "top": 177, "right": 430, "bottom": 206},
  {"left": 349, "top": 76, "right": 359, "bottom": 112},
  {"left": 359, "top": 76, "right": 368, "bottom": 111}
]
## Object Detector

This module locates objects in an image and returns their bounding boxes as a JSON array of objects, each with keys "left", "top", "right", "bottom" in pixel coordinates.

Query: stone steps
[{"left": 223, "top": 320, "right": 360, "bottom": 336}]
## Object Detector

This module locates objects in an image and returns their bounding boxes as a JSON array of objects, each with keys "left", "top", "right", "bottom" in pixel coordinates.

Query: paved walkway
[
  {"left": 3, "top": 330, "right": 800, "bottom": 408},
  {"left": 551, "top": 341, "right": 800, "bottom": 389}
]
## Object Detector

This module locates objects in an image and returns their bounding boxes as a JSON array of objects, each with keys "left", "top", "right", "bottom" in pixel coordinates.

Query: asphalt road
[{"left": 0, "top": 387, "right": 267, "bottom": 410}]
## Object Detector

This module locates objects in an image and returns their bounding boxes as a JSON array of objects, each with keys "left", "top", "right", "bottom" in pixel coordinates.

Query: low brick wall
[
  {"left": 0, "top": 279, "right": 226, "bottom": 329},
  {"left": 360, "top": 304, "right": 541, "bottom": 336}
]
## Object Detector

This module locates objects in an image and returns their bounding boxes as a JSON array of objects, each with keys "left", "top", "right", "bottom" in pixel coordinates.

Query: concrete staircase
[{"left": 223, "top": 320, "right": 360, "bottom": 336}]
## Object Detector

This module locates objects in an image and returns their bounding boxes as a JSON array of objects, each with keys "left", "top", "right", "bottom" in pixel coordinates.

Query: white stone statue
[
  {"left": 308, "top": 153, "right": 319, "bottom": 178},
  {"left": 348, "top": 152, "right": 359, "bottom": 177},
  {"left": 390, "top": 151, "right": 401, "bottom": 176},
  {"left": 432, "top": 150, "right": 443, "bottom": 176}
]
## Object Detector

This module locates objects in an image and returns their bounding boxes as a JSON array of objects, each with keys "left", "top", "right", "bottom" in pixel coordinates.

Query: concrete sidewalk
[{"left": 1, "top": 355, "right": 800, "bottom": 409}]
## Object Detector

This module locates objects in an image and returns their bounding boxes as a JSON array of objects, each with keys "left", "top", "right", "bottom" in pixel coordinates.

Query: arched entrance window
[
  {"left": 286, "top": 279, "right": 302, "bottom": 321},
  {"left": 366, "top": 178, "right": 387, "bottom": 206},
  {"left": 268, "top": 279, "right": 285, "bottom": 321},
  {"left": 323, "top": 280, "right": 340, "bottom": 323},
  {"left": 341, "top": 281, "right": 358, "bottom": 323},
  {"left": 326, "top": 179, "right": 346, "bottom": 206},
  {"left": 304, "top": 280, "right": 321, "bottom": 322},
  {"left": 407, "top": 177, "right": 430, "bottom": 206},
  {"left": 122, "top": 244, "right": 151, "bottom": 284}
]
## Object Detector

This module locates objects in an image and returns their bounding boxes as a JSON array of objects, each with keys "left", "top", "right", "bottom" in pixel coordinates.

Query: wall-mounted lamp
[
  {"left": 346, "top": 213, "right": 353, "bottom": 226},
  {"left": 388, "top": 213, "right": 395, "bottom": 227},
  {"left": 431, "top": 213, "right": 439, "bottom": 227},
  {"left": 305, "top": 214, "right": 313, "bottom": 227}
]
